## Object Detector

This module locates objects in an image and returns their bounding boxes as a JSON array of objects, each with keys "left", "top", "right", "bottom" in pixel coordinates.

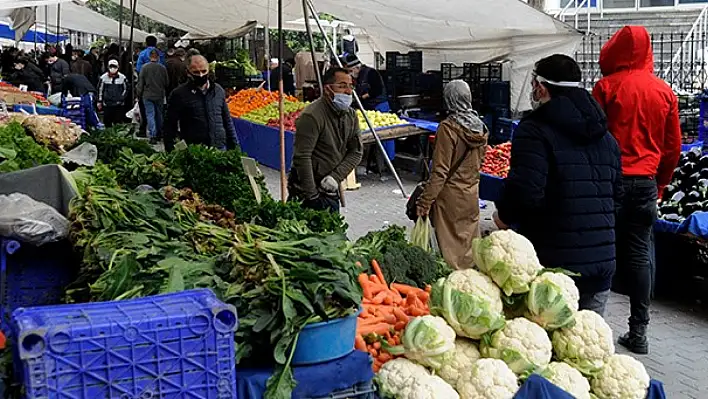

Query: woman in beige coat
[{"left": 416, "top": 80, "right": 488, "bottom": 269}]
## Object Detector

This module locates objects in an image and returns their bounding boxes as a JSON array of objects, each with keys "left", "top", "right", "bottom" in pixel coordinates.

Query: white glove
[{"left": 320, "top": 175, "right": 339, "bottom": 193}]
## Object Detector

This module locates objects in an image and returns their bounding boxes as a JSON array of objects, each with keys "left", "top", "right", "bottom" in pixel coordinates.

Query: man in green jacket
[{"left": 289, "top": 67, "right": 363, "bottom": 212}]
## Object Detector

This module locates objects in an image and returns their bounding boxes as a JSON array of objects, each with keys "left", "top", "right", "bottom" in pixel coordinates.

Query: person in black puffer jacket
[{"left": 494, "top": 54, "right": 623, "bottom": 316}]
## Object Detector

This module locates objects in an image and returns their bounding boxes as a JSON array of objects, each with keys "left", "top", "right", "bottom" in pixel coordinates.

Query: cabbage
[
  {"left": 429, "top": 277, "right": 506, "bottom": 340},
  {"left": 385, "top": 315, "right": 456, "bottom": 369},
  {"left": 525, "top": 272, "right": 579, "bottom": 330}
]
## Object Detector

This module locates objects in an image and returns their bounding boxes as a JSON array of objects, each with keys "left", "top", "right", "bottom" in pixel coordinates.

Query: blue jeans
[{"left": 143, "top": 99, "right": 163, "bottom": 139}]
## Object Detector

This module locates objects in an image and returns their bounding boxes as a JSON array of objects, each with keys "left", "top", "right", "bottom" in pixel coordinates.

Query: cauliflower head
[
  {"left": 376, "top": 358, "right": 459, "bottom": 399},
  {"left": 526, "top": 272, "right": 580, "bottom": 330},
  {"left": 429, "top": 270, "right": 506, "bottom": 339},
  {"left": 457, "top": 358, "right": 519, "bottom": 399},
  {"left": 552, "top": 310, "right": 615, "bottom": 375},
  {"left": 471, "top": 230, "right": 543, "bottom": 296},
  {"left": 436, "top": 338, "right": 481, "bottom": 389},
  {"left": 480, "top": 317, "right": 552, "bottom": 375},
  {"left": 539, "top": 362, "right": 591, "bottom": 399},
  {"left": 591, "top": 354, "right": 650, "bottom": 399},
  {"left": 394, "top": 315, "right": 456, "bottom": 369}
]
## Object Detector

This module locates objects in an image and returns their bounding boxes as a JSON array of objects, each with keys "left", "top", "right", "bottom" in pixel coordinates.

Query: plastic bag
[
  {"left": 410, "top": 216, "right": 438, "bottom": 253},
  {"left": 60, "top": 142, "right": 98, "bottom": 166},
  {"left": 48, "top": 93, "right": 62, "bottom": 106},
  {"left": 126, "top": 101, "right": 141, "bottom": 123},
  {"left": 0, "top": 193, "right": 70, "bottom": 246}
]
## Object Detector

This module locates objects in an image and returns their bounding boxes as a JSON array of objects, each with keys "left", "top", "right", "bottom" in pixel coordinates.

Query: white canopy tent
[
  {"left": 35, "top": 1, "right": 150, "bottom": 41},
  {"left": 111, "top": 0, "right": 581, "bottom": 112}
]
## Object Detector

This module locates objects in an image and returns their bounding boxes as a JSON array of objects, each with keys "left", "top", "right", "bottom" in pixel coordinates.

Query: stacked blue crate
[
  {"left": 11, "top": 289, "right": 238, "bottom": 399},
  {"left": 61, "top": 97, "right": 86, "bottom": 129}
]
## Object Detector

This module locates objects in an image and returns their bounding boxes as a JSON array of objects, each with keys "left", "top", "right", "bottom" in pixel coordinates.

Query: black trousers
[
  {"left": 103, "top": 105, "right": 125, "bottom": 127},
  {"left": 616, "top": 177, "right": 658, "bottom": 328}
]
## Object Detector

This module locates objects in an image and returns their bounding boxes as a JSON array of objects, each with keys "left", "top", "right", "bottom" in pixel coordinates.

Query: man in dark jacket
[
  {"left": 165, "top": 48, "right": 187, "bottom": 96},
  {"left": 269, "top": 58, "right": 296, "bottom": 95},
  {"left": 71, "top": 50, "right": 93, "bottom": 80},
  {"left": 289, "top": 67, "right": 363, "bottom": 213},
  {"left": 9, "top": 57, "right": 45, "bottom": 92},
  {"left": 494, "top": 54, "right": 623, "bottom": 316},
  {"left": 164, "top": 55, "right": 238, "bottom": 152},
  {"left": 593, "top": 26, "right": 681, "bottom": 354},
  {"left": 48, "top": 49, "right": 70, "bottom": 94},
  {"left": 61, "top": 73, "right": 101, "bottom": 128},
  {"left": 345, "top": 54, "right": 387, "bottom": 111}
]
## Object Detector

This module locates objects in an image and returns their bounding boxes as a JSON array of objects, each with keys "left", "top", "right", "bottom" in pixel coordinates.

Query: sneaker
[{"left": 618, "top": 332, "right": 649, "bottom": 355}]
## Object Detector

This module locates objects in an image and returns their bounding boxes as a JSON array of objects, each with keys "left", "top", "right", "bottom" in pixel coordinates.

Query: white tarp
[
  {"left": 35, "top": 1, "right": 150, "bottom": 40},
  {"left": 110, "top": 0, "right": 581, "bottom": 112}
]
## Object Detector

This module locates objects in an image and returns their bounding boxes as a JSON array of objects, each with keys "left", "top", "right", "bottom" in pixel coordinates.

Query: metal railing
[
  {"left": 661, "top": 5, "right": 708, "bottom": 89},
  {"left": 555, "top": 0, "right": 592, "bottom": 33},
  {"left": 575, "top": 31, "right": 708, "bottom": 91}
]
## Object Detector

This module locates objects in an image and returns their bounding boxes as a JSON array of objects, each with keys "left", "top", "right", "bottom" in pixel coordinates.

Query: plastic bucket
[{"left": 291, "top": 310, "right": 359, "bottom": 366}]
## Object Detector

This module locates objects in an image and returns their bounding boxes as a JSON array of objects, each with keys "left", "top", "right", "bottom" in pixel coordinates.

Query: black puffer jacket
[
  {"left": 164, "top": 81, "right": 239, "bottom": 152},
  {"left": 496, "top": 89, "right": 623, "bottom": 294}
]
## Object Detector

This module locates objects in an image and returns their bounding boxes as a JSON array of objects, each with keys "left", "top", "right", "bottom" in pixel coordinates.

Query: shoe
[{"left": 618, "top": 332, "right": 649, "bottom": 354}]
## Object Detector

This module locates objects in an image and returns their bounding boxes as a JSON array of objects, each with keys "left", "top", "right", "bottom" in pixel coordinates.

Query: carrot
[
  {"left": 416, "top": 291, "right": 430, "bottom": 303},
  {"left": 371, "top": 259, "right": 387, "bottom": 286},
  {"left": 387, "top": 337, "right": 396, "bottom": 346},
  {"left": 394, "top": 321, "right": 407, "bottom": 331},
  {"left": 425, "top": 284, "right": 432, "bottom": 293},
  {"left": 369, "top": 275, "right": 380, "bottom": 284},
  {"left": 371, "top": 291, "right": 388, "bottom": 305},
  {"left": 382, "top": 313, "right": 397, "bottom": 324},
  {"left": 412, "top": 296, "right": 426, "bottom": 310},
  {"left": 359, "top": 274, "right": 374, "bottom": 299},
  {"left": 369, "top": 348, "right": 378, "bottom": 357},
  {"left": 378, "top": 352, "right": 392, "bottom": 362},
  {"left": 369, "top": 284, "right": 389, "bottom": 296},
  {"left": 358, "top": 323, "right": 392, "bottom": 336},
  {"left": 408, "top": 307, "right": 426, "bottom": 317},
  {"left": 390, "top": 288, "right": 404, "bottom": 305},
  {"left": 393, "top": 307, "right": 409, "bottom": 323},
  {"left": 393, "top": 335, "right": 401, "bottom": 345},
  {"left": 359, "top": 316, "right": 386, "bottom": 326},
  {"left": 355, "top": 335, "right": 367, "bottom": 351},
  {"left": 391, "top": 283, "right": 426, "bottom": 298},
  {"left": 382, "top": 294, "right": 394, "bottom": 306},
  {"left": 373, "top": 341, "right": 381, "bottom": 350}
]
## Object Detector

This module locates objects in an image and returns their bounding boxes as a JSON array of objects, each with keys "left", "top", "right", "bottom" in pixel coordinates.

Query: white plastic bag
[
  {"left": 126, "top": 101, "right": 141, "bottom": 123},
  {"left": 410, "top": 216, "right": 438, "bottom": 253},
  {"left": 0, "top": 193, "right": 70, "bottom": 245}
]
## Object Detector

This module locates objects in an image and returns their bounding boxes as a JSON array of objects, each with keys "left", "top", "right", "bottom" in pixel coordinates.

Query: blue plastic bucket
[{"left": 291, "top": 310, "right": 359, "bottom": 366}]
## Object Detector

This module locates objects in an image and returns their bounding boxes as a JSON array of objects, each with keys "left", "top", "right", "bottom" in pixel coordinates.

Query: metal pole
[
  {"left": 306, "top": 0, "right": 408, "bottom": 198},
  {"left": 264, "top": 26, "right": 271, "bottom": 90},
  {"left": 278, "top": 0, "right": 286, "bottom": 202},
  {"left": 302, "top": 0, "right": 323, "bottom": 96},
  {"left": 129, "top": 0, "right": 138, "bottom": 105},
  {"left": 44, "top": 5, "right": 48, "bottom": 49},
  {"left": 33, "top": 7, "right": 37, "bottom": 54},
  {"left": 119, "top": 0, "right": 124, "bottom": 45},
  {"left": 56, "top": 3, "right": 61, "bottom": 46}
]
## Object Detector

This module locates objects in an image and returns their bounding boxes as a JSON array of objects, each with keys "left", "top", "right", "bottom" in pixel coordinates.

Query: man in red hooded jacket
[{"left": 593, "top": 25, "right": 682, "bottom": 354}]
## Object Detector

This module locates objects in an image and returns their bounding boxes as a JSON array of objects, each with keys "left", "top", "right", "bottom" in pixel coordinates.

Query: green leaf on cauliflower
[
  {"left": 526, "top": 272, "right": 579, "bottom": 330},
  {"left": 551, "top": 310, "right": 615, "bottom": 377},
  {"left": 479, "top": 317, "right": 553, "bottom": 376},
  {"left": 383, "top": 315, "right": 456, "bottom": 370}
]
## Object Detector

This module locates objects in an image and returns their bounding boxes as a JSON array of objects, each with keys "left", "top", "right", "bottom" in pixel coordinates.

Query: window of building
[
  {"left": 640, "top": 0, "right": 675, "bottom": 6},
  {"left": 678, "top": 0, "right": 708, "bottom": 4}
]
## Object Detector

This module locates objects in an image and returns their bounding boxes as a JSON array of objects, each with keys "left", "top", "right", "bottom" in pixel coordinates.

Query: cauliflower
[
  {"left": 436, "top": 338, "right": 481, "bottom": 389},
  {"left": 387, "top": 315, "right": 456, "bottom": 369},
  {"left": 429, "top": 270, "right": 506, "bottom": 339},
  {"left": 552, "top": 310, "right": 615, "bottom": 375},
  {"left": 526, "top": 272, "right": 580, "bottom": 330},
  {"left": 471, "top": 230, "right": 543, "bottom": 296},
  {"left": 457, "top": 358, "right": 519, "bottom": 399},
  {"left": 376, "top": 358, "right": 459, "bottom": 399},
  {"left": 539, "top": 362, "right": 591, "bottom": 399},
  {"left": 480, "top": 317, "right": 552, "bottom": 375},
  {"left": 591, "top": 354, "right": 650, "bottom": 399}
]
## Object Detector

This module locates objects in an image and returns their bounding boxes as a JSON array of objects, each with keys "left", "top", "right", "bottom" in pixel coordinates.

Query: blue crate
[
  {"left": 310, "top": 380, "right": 377, "bottom": 399},
  {"left": 0, "top": 238, "right": 77, "bottom": 335},
  {"left": 11, "top": 289, "right": 238, "bottom": 399}
]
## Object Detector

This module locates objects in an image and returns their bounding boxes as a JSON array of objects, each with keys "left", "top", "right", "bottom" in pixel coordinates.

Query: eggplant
[
  {"left": 684, "top": 201, "right": 703, "bottom": 215},
  {"left": 673, "top": 166, "right": 688, "bottom": 181},
  {"left": 664, "top": 184, "right": 678, "bottom": 198},
  {"left": 688, "top": 190, "right": 703, "bottom": 201},
  {"left": 699, "top": 154, "right": 708, "bottom": 169},
  {"left": 700, "top": 168, "right": 708, "bottom": 180},
  {"left": 671, "top": 191, "right": 686, "bottom": 203},
  {"left": 663, "top": 213, "right": 683, "bottom": 223},
  {"left": 660, "top": 203, "right": 680, "bottom": 215},
  {"left": 687, "top": 147, "right": 702, "bottom": 162},
  {"left": 683, "top": 161, "right": 698, "bottom": 176}
]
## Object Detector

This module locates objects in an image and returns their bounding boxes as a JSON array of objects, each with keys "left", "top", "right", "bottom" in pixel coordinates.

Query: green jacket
[{"left": 289, "top": 97, "right": 363, "bottom": 199}]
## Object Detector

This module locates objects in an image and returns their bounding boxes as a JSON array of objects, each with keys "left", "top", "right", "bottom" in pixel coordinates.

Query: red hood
[{"left": 599, "top": 26, "right": 654, "bottom": 76}]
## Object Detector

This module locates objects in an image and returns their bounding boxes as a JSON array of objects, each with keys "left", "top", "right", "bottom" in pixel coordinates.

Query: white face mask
[
  {"left": 109, "top": 67, "right": 118, "bottom": 73},
  {"left": 529, "top": 87, "right": 542, "bottom": 110},
  {"left": 332, "top": 93, "right": 353, "bottom": 110}
]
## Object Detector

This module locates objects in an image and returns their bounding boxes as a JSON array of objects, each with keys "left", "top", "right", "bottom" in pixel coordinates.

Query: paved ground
[{"left": 261, "top": 166, "right": 708, "bottom": 398}]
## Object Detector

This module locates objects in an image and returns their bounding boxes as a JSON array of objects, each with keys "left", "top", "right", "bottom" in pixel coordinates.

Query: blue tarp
[
  {"left": 515, "top": 374, "right": 666, "bottom": 399},
  {"left": 0, "top": 24, "right": 66, "bottom": 44},
  {"left": 402, "top": 116, "right": 439, "bottom": 132},
  {"left": 655, "top": 212, "right": 708, "bottom": 239},
  {"left": 236, "top": 351, "right": 374, "bottom": 399}
]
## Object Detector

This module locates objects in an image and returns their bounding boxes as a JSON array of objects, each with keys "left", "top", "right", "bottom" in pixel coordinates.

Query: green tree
[{"left": 85, "top": 0, "right": 185, "bottom": 41}]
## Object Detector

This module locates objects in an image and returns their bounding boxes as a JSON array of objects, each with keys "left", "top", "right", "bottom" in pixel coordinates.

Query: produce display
[
  {"left": 481, "top": 142, "right": 511, "bottom": 178},
  {"left": 227, "top": 88, "right": 298, "bottom": 117},
  {"left": 0, "top": 121, "right": 60, "bottom": 172},
  {"left": 659, "top": 146, "right": 708, "bottom": 222},
  {"left": 356, "top": 109, "right": 408, "bottom": 130},
  {"left": 240, "top": 100, "right": 308, "bottom": 131},
  {"left": 210, "top": 48, "right": 260, "bottom": 76},
  {"left": 0, "top": 81, "right": 50, "bottom": 105},
  {"left": 362, "top": 229, "right": 656, "bottom": 399}
]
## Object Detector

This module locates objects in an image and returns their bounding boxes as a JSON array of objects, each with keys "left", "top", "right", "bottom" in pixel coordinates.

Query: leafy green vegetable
[
  {"left": 78, "top": 125, "right": 155, "bottom": 165},
  {"left": 374, "top": 241, "right": 452, "bottom": 288},
  {"left": 0, "top": 121, "right": 60, "bottom": 172},
  {"left": 256, "top": 198, "right": 348, "bottom": 234},
  {"left": 112, "top": 148, "right": 183, "bottom": 189}
]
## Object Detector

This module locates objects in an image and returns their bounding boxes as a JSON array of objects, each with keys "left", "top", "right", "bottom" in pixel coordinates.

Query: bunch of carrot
[
  {"left": 355, "top": 260, "right": 431, "bottom": 372},
  {"left": 227, "top": 88, "right": 299, "bottom": 117}
]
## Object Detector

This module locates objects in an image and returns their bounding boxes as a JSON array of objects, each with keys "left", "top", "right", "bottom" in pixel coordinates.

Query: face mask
[
  {"left": 109, "top": 67, "right": 118, "bottom": 73},
  {"left": 72, "top": 56, "right": 77, "bottom": 61},
  {"left": 190, "top": 73, "right": 209, "bottom": 86},
  {"left": 529, "top": 86, "right": 542, "bottom": 110},
  {"left": 14, "top": 65, "right": 22, "bottom": 70},
  {"left": 332, "top": 93, "right": 353, "bottom": 110}
]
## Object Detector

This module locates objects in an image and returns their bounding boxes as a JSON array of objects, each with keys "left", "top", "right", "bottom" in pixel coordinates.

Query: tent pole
[
  {"left": 119, "top": 0, "right": 124, "bottom": 45},
  {"left": 306, "top": 0, "right": 408, "bottom": 198},
  {"left": 278, "top": 0, "right": 286, "bottom": 202},
  {"left": 44, "top": 5, "right": 47, "bottom": 50},
  {"left": 56, "top": 3, "right": 60, "bottom": 46},
  {"left": 33, "top": 7, "right": 37, "bottom": 54},
  {"left": 129, "top": 0, "right": 138, "bottom": 107},
  {"left": 264, "top": 25, "right": 270, "bottom": 90},
  {"left": 302, "top": 0, "right": 323, "bottom": 97}
]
